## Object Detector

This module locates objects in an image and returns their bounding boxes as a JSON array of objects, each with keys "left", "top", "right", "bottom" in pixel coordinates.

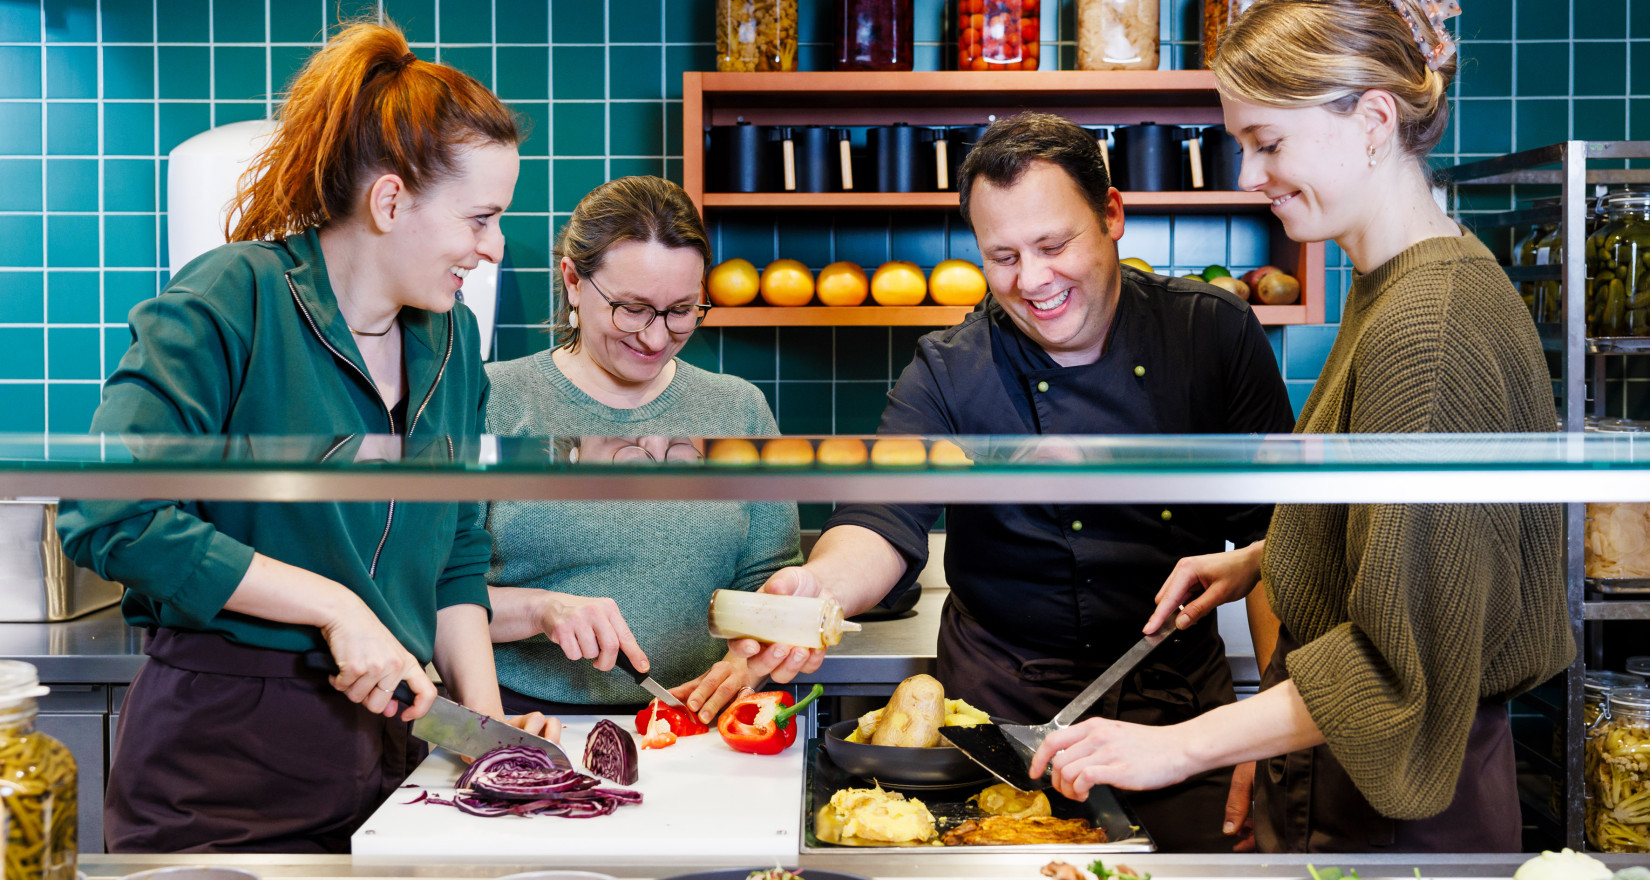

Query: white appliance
[{"left": 166, "top": 120, "right": 503, "bottom": 358}]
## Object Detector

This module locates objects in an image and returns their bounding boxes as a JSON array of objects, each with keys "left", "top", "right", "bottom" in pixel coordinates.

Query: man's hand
[
  {"left": 726, "top": 568, "right": 832, "bottom": 683},
  {"left": 1224, "top": 760, "right": 1256, "bottom": 852},
  {"left": 1144, "top": 541, "right": 1265, "bottom": 634}
]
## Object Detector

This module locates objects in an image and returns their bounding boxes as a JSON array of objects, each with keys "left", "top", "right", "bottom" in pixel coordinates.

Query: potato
[{"left": 872, "top": 674, "right": 946, "bottom": 747}]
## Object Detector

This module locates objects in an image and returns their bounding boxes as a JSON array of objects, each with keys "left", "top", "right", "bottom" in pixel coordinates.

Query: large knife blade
[
  {"left": 614, "top": 653, "right": 685, "bottom": 708},
  {"left": 304, "top": 652, "right": 571, "bottom": 767}
]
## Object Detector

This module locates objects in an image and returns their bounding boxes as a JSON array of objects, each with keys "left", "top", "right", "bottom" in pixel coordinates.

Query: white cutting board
[{"left": 351, "top": 716, "right": 805, "bottom": 861}]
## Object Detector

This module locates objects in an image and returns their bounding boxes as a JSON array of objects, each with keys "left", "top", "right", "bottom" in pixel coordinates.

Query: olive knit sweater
[{"left": 1261, "top": 230, "right": 1574, "bottom": 820}]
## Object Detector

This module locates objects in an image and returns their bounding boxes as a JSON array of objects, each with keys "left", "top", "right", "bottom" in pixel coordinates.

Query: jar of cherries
[{"left": 957, "top": 0, "right": 1039, "bottom": 71}]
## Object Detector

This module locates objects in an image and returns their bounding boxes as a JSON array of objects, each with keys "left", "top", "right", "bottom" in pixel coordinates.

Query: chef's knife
[
  {"left": 939, "top": 620, "right": 1177, "bottom": 792},
  {"left": 614, "top": 652, "right": 685, "bottom": 708},
  {"left": 304, "top": 653, "right": 573, "bottom": 768}
]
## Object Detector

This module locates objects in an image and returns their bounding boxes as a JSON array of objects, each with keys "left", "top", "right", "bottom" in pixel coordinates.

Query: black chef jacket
[{"left": 826, "top": 267, "right": 1297, "bottom": 658}]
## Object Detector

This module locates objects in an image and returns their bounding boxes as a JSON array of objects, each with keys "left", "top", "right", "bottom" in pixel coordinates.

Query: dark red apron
[
  {"left": 104, "top": 629, "right": 425, "bottom": 853},
  {"left": 936, "top": 594, "right": 1239, "bottom": 852},
  {"left": 1253, "top": 628, "right": 1520, "bottom": 853}
]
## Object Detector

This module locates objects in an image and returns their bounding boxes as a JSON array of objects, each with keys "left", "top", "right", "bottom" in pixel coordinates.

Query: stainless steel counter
[
  {"left": 0, "top": 605, "right": 145, "bottom": 682},
  {"left": 67, "top": 851, "right": 1650, "bottom": 878}
]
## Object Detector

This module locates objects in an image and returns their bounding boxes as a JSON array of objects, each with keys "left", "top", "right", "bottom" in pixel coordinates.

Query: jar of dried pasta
[
  {"left": 1586, "top": 684, "right": 1650, "bottom": 853},
  {"left": 1077, "top": 0, "right": 1158, "bottom": 70},
  {"left": 716, "top": 0, "right": 798, "bottom": 72},
  {"left": 0, "top": 661, "right": 76, "bottom": 880}
]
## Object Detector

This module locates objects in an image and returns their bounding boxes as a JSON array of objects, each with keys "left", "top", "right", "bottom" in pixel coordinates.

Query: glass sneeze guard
[{"left": 4, "top": 432, "right": 1650, "bottom": 503}]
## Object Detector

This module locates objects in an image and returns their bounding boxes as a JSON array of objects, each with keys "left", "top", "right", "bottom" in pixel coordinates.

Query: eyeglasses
[{"left": 582, "top": 273, "right": 712, "bottom": 334}]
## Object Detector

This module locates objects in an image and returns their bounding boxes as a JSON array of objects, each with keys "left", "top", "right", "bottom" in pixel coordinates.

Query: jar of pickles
[
  {"left": 0, "top": 661, "right": 76, "bottom": 880},
  {"left": 957, "top": 0, "right": 1040, "bottom": 71},
  {"left": 716, "top": 0, "right": 798, "bottom": 72},
  {"left": 1514, "top": 198, "right": 1559, "bottom": 323},
  {"left": 1588, "top": 191, "right": 1650, "bottom": 337},
  {"left": 1586, "top": 684, "right": 1650, "bottom": 853},
  {"left": 833, "top": 0, "right": 914, "bottom": 71}
]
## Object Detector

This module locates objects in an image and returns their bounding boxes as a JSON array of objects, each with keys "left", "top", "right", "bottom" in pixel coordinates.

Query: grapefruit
[
  {"left": 707, "top": 439, "right": 760, "bottom": 465},
  {"left": 928, "top": 259, "right": 988, "bottom": 306},
  {"left": 928, "top": 439, "right": 973, "bottom": 467},
  {"left": 760, "top": 437, "right": 815, "bottom": 466},
  {"left": 816, "top": 261, "right": 869, "bottom": 307},
  {"left": 870, "top": 261, "right": 927, "bottom": 306},
  {"left": 871, "top": 438, "right": 928, "bottom": 467},
  {"left": 816, "top": 438, "right": 869, "bottom": 467},
  {"left": 707, "top": 258, "right": 760, "bottom": 306},
  {"left": 760, "top": 259, "right": 815, "bottom": 306}
]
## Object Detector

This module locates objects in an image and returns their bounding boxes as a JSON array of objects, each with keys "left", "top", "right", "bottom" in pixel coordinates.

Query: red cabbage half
[{"left": 583, "top": 719, "right": 640, "bottom": 785}]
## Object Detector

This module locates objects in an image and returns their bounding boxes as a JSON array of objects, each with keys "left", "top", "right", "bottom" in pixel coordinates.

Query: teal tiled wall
[{"left": 0, "top": 0, "right": 1642, "bottom": 438}]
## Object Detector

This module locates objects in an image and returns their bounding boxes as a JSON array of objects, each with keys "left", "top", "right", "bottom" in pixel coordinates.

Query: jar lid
[
  {"left": 1585, "top": 670, "right": 1646, "bottom": 693},
  {"left": 1604, "top": 190, "right": 1650, "bottom": 212},
  {"left": 1585, "top": 417, "right": 1650, "bottom": 433},
  {"left": 1628, "top": 656, "right": 1650, "bottom": 677},
  {"left": 1608, "top": 685, "right": 1650, "bottom": 711},
  {"left": 0, "top": 660, "right": 49, "bottom": 707}
]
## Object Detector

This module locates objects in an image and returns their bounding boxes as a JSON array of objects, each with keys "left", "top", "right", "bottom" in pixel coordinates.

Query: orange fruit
[
  {"left": 760, "top": 437, "right": 815, "bottom": 466},
  {"left": 816, "top": 261, "right": 868, "bottom": 307},
  {"left": 928, "top": 259, "right": 988, "bottom": 306},
  {"left": 760, "top": 259, "right": 815, "bottom": 306},
  {"left": 871, "top": 438, "right": 928, "bottom": 467},
  {"left": 928, "top": 439, "right": 973, "bottom": 467},
  {"left": 706, "top": 438, "right": 759, "bottom": 465},
  {"left": 816, "top": 438, "right": 868, "bottom": 467},
  {"left": 707, "top": 258, "right": 760, "bottom": 306},
  {"left": 870, "top": 261, "right": 927, "bottom": 306}
]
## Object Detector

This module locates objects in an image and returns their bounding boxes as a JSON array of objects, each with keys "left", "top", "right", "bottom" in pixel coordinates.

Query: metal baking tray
[
  {"left": 1587, "top": 576, "right": 1650, "bottom": 594},
  {"left": 798, "top": 734, "right": 1154, "bottom": 854}
]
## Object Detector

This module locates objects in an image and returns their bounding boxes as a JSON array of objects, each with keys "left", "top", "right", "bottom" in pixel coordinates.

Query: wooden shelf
[
  {"left": 704, "top": 302, "right": 1314, "bottom": 328},
  {"left": 701, "top": 190, "right": 1274, "bottom": 213},
  {"left": 703, "top": 306, "right": 977, "bottom": 327}
]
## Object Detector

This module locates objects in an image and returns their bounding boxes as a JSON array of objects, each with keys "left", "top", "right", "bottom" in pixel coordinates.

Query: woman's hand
[
  {"left": 319, "top": 599, "right": 436, "bottom": 721},
  {"left": 535, "top": 592, "right": 647, "bottom": 673},
  {"left": 1145, "top": 540, "right": 1266, "bottom": 634},
  {"left": 505, "top": 711, "right": 563, "bottom": 744},
  {"left": 1029, "top": 718, "right": 1195, "bottom": 801},
  {"left": 728, "top": 568, "right": 832, "bottom": 683},
  {"left": 673, "top": 653, "right": 761, "bottom": 724}
]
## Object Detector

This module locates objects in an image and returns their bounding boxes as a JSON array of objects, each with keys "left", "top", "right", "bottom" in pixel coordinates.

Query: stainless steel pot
[{"left": 0, "top": 499, "right": 124, "bottom": 622}]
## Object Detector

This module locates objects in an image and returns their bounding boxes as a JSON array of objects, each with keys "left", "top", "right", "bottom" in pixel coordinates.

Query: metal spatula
[{"left": 941, "top": 620, "right": 1176, "bottom": 791}]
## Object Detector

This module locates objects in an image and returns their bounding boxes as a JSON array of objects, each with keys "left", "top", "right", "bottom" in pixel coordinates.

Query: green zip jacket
[{"left": 57, "top": 228, "right": 492, "bottom": 664}]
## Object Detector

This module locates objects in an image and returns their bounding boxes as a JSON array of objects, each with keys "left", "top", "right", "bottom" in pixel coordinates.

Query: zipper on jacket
[{"left": 287, "top": 272, "right": 398, "bottom": 578}]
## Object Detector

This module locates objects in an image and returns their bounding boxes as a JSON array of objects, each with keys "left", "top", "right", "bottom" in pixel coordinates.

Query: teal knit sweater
[{"left": 483, "top": 350, "right": 802, "bottom": 705}]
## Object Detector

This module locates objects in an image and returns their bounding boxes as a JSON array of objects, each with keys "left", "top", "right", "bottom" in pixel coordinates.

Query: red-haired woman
[{"left": 58, "top": 22, "right": 554, "bottom": 853}]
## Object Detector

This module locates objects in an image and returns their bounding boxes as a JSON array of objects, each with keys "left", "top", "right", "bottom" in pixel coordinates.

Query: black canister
[
  {"left": 785, "top": 125, "right": 851, "bottom": 193},
  {"left": 870, "top": 122, "right": 927, "bottom": 193},
  {"left": 1084, "top": 126, "right": 1116, "bottom": 184},
  {"left": 1199, "top": 124, "right": 1243, "bottom": 191},
  {"left": 1112, "top": 122, "right": 1196, "bottom": 192},
  {"left": 708, "top": 120, "right": 768, "bottom": 193},
  {"left": 945, "top": 124, "right": 992, "bottom": 189}
]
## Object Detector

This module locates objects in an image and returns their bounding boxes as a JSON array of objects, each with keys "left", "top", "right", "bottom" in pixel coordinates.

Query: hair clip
[{"left": 1387, "top": 0, "right": 1462, "bottom": 71}]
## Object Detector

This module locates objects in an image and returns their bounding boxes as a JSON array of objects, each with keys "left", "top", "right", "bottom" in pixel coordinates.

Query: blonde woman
[{"left": 1029, "top": 0, "right": 1573, "bottom": 852}]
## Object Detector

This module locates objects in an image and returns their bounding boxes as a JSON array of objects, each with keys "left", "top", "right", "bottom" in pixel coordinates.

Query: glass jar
[
  {"left": 1586, "top": 685, "right": 1650, "bottom": 853},
  {"left": 1514, "top": 198, "right": 1560, "bottom": 323},
  {"left": 716, "top": 0, "right": 798, "bottom": 72},
  {"left": 1587, "top": 191, "right": 1650, "bottom": 338},
  {"left": 1076, "top": 0, "right": 1159, "bottom": 70},
  {"left": 1201, "top": 0, "right": 1256, "bottom": 67},
  {"left": 0, "top": 661, "right": 76, "bottom": 880},
  {"left": 957, "top": 0, "right": 1040, "bottom": 71},
  {"left": 833, "top": 0, "right": 914, "bottom": 71},
  {"left": 1630, "top": 657, "right": 1650, "bottom": 678}
]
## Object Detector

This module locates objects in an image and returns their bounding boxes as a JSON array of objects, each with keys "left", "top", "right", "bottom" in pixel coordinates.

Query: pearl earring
[
  {"left": 1368, "top": 145, "right": 1378, "bottom": 167},
  {"left": 569, "top": 310, "right": 580, "bottom": 329}
]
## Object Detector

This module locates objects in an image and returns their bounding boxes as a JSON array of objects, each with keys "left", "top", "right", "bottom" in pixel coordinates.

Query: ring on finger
[
  {"left": 737, "top": 685, "right": 755, "bottom": 696},
  {"left": 375, "top": 684, "right": 393, "bottom": 694}
]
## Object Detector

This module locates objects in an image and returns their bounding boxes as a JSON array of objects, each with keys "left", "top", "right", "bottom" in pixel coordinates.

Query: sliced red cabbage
[{"left": 424, "top": 744, "right": 642, "bottom": 819}]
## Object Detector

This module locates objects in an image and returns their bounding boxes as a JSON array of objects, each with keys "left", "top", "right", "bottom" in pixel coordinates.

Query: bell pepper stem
[{"left": 774, "top": 683, "right": 824, "bottom": 730}]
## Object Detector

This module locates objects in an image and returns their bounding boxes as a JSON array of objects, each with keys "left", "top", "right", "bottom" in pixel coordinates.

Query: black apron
[
  {"left": 936, "top": 594, "right": 1239, "bottom": 852},
  {"left": 1253, "top": 628, "right": 1520, "bottom": 853},
  {"left": 104, "top": 629, "right": 425, "bottom": 853}
]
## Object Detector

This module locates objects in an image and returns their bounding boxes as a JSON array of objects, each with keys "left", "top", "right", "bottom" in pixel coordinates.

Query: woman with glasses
[{"left": 482, "top": 176, "right": 802, "bottom": 722}]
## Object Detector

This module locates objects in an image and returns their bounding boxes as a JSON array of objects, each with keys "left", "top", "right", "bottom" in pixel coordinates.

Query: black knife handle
[
  {"left": 302, "top": 651, "right": 417, "bottom": 705},
  {"left": 612, "top": 652, "right": 647, "bottom": 684}
]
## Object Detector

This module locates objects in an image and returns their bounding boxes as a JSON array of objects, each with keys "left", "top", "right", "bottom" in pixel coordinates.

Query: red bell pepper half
[
  {"left": 634, "top": 699, "right": 709, "bottom": 739},
  {"left": 718, "top": 684, "right": 824, "bottom": 755}
]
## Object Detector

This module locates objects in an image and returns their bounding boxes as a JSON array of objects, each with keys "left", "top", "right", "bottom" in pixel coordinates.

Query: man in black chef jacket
[{"left": 736, "top": 113, "right": 1296, "bottom": 852}]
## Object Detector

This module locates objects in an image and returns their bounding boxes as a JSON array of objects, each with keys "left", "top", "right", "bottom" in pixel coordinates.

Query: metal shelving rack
[{"left": 1437, "top": 140, "right": 1650, "bottom": 849}]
